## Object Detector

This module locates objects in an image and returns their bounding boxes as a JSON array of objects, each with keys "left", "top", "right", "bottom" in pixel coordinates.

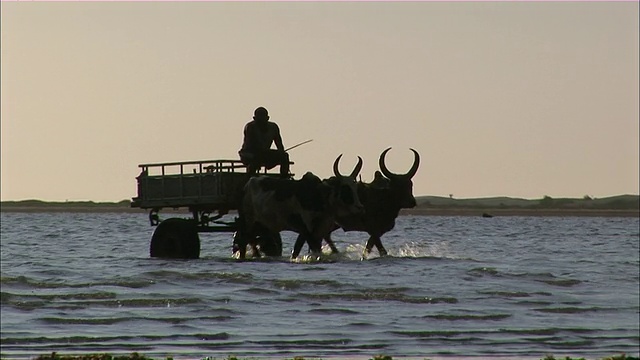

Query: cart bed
[{"left": 131, "top": 159, "right": 251, "bottom": 212}]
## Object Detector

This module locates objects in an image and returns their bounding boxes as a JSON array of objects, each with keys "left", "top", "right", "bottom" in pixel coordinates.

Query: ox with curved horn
[
  {"left": 323, "top": 147, "right": 421, "bottom": 259},
  {"left": 238, "top": 153, "right": 365, "bottom": 260},
  {"left": 295, "top": 154, "right": 365, "bottom": 257}
]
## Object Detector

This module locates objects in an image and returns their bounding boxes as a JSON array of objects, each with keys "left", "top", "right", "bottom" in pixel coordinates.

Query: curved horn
[
  {"left": 334, "top": 154, "right": 364, "bottom": 179},
  {"left": 349, "top": 156, "right": 363, "bottom": 179},
  {"left": 379, "top": 147, "right": 420, "bottom": 179},
  {"left": 379, "top": 147, "right": 395, "bottom": 179},
  {"left": 406, "top": 148, "right": 420, "bottom": 178},
  {"left": 333, "top": 154, "right": 344, "bottom": 177}
]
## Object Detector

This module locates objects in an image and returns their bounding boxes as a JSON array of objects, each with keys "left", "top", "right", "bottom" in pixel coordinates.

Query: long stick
[{"left": 285, "top": 139, "right": 313, "bottom": 152}]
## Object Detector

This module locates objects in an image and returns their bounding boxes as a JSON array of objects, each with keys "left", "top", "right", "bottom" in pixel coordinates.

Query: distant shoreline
[
  {"left": 400, "top": 208, "right": 639, "bottom": 218},
  {"left": 1, "top": 205, "right": 637, "bottom": 218},
  {"left": 2, "top": 195, "right": 638, "bottom": 218}
]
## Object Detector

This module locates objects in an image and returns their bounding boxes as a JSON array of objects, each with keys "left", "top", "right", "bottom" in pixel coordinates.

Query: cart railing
[
  {"left": 137, "top": 159, "right": 247, "bottom": 174},
  {"left": 131, "top": 159, "right": 251, "bottom": 210}
]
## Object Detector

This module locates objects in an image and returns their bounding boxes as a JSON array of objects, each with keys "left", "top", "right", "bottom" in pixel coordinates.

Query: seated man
[{"left": 239, "top": 107, "right": 290, "bottom": 177}]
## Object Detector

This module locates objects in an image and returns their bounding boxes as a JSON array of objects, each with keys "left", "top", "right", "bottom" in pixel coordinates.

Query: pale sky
[{"left": 1, "top": 2, "right": 638, "bottom": 202}]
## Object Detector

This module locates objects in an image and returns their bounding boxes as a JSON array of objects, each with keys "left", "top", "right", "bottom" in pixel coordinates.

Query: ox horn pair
[
  {"left": 333, "top": 154, "right": 363, "bottom": 179},
  {"left": 379, "top": 147, "right": 420, "bottom": 180}
]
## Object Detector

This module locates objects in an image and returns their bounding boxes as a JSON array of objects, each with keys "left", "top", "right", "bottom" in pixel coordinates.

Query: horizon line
[{"left": 2, "top": 193, "right": 639, "bottom": 204}]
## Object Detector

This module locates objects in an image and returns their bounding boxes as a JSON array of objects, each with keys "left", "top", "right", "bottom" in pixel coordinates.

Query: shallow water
[{"left": 1, "top": 213, "right": 638, "bottom": 359}]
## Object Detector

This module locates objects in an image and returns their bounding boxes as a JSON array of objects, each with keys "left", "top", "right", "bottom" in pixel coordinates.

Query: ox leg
[
  {"left": 363, "top": 236, "right": 387, "bottom": 259},
  {"left": 375, "top": 238, "right": 388, "bottom": 257},
  {"left": 257, "top": 231, "right": 283, "bottom": 257},
  {"left": 307, "top": 235, "right": 323, "bottom": 255},
  {"left": 363, "top": 238, "right": 373, "bottom": 259},
  {"left": 323, "top": 223, "right": 340, "bottom": 254},
  {"left": 248, "top": 225, "right": 282, "bottom": 258},
  {"left": 243, "top": 227, "right": 262, "bottom": 259},
  {"left": 232, "top": 232, "right": 248, "bottom": 260},
  {"left": 323, "top": 234, "right": 339, "bottom": 254},
  {"left": 233, "top": 218, "right": 249, "bottom": 260},
  {"left": 290, "top": 215, "right": 314, "bottom": 259},
  {"left": 292, "top": 232, "right": 320, "bottom": 259},
  {"left": 250, "top": 242, "right": 262, "bottom": 258},
  {"left": 291, "top": 234, "right": 306, "bottom": 259},
  {"left": 249, "top": 224, "right": 263, "bottom": 258}
]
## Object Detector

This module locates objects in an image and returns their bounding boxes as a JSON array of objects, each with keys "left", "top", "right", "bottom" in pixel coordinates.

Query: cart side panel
[
  {"left": 131, "top": 160, "right": 270, "bottom": 211},
  {"left": 133, "top": 172, "right": 250, "bottom": 210},
  {"left": 144, "top": 177, "right": 165, "bottom": 200},
  {"left": 163, "top": 177, "right": 182, "bottom": 199},
  {"left": 182, "top": 175, "right": 202, "bottom": 198},
  {"left": 143, "top": 175, "right": 221, "bottom": 199},
  {"left": 202, "top": 173, "right": 222, "bottom": 197}
]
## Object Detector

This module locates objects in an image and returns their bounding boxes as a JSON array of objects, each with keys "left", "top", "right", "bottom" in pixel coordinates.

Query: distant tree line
[{"left": 418, "top": 195, "right": 639, "bottom": 210}]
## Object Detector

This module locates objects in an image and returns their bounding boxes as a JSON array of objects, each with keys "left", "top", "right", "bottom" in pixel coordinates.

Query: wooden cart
[{"left": 131, "top": 159, "right": 286, "bottom": 259}]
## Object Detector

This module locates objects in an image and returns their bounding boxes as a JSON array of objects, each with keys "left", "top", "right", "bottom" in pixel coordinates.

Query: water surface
[{"left": 1, "top": 213, "right": 638, "bottom": 359}]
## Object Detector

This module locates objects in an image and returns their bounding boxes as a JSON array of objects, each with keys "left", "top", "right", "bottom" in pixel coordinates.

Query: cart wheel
[
  {"left": 257, "top": 230, "right": 283, "bottom": 257},
  {"left": 150, "top": 218, "right": 200, "bottom": 259}
]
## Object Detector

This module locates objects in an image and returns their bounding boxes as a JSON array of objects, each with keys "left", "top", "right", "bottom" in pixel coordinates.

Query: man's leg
[
  {"left": 263, "top": 150, "right": 290, "bottom": 177},
  {"left": 279, "top": 151, "right": 290, "bottom": 177},
  {"left": 240, "top": 152, "right": 259, "bottom": 177}
]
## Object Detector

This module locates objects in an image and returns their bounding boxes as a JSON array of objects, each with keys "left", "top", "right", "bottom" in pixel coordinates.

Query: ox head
[
  {"left": 324, "top": 154, "right": 365, "bottom": 217},
  {"left": 379, "top": 147, "right": 420, "bottom": 209}
]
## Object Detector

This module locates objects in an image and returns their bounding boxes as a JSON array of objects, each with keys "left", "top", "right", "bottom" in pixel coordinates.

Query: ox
[
  {"left": 235, "top": 155, "right": 364, "bottom": 260},
  {"left": 324, "top": 147, "right": 420, "bottom": 258}
]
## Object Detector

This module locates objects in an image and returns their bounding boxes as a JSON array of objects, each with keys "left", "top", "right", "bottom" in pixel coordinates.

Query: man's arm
[
  {"left": 273, "top": 123, "right": 285, "bottom": 152},
  {"left": 240, "top": 123, "right": 253, "bottom": 153}
]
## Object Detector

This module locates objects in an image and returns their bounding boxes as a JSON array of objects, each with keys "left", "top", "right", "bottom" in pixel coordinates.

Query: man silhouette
[{"left": 239, "top": 107, "right": 290, "bottom": 177}]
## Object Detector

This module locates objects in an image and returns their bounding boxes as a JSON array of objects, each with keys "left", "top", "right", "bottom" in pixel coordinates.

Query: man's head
[{"left": 253, "top": 107, "right": 269, "bottom": 123}]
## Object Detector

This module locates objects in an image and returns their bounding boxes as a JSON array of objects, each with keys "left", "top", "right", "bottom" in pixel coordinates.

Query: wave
[
  {"left": 296, "top": 290, "right": 458, "bottom": 304},
  {"left": 39, "top": 315, "right": 236, "bottom": 325},
  {"left": 533, "top": 306, "right": 613, "bottom": 314},
  {"left": 0, "top": 275, "right": 154, "bottom": 289},
  {"left": 1, "top": 295, "right": 205, "bottom": 310},
  {"left": 422, "top": 313, "right": 512, "bottom": 321},
  {"left": 271, "top": 278, "right": 345, "bottom": 290},
  {"left": 0, "top": 332, "right": 232, "bottom": 345},
  {"left": 466, "top": 267, "right": 583, "bottom": 287}
]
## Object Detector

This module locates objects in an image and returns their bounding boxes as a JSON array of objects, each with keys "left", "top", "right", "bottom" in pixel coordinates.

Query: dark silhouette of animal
[
  {"left": 234, "top": 155, "right": 364, "bottom": 260},
  {"left": 324, "top": 147, "right": 420, "bottom": 258}
]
